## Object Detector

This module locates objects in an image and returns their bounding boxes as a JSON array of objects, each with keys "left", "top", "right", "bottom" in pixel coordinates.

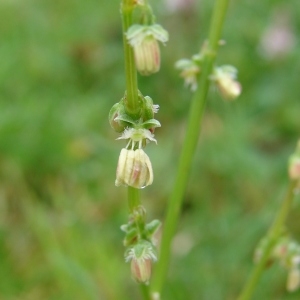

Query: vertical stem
[
  {"left": 237, "top": 180, "right": 297, "bottom": 300},
  {"left": 121, "top": 0, "right": 140, "bottom": 117},
  {"left": 120, "top": 2, "right": 150, "bottom": 299},
  {"left": 151, "top": 0, "right": 230, "bottom": 295},
  {"left": 120, "top": 0, "right": 142, "bottom": 221},
  {"left": 140, "top": 284, "right": 151, "bottom": 300},
  {"left": 128, "top": 187, "right": 141, "bottom": 213}
]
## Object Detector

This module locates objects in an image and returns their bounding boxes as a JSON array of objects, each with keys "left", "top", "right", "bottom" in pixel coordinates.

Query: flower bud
[
  {"left": 287, "top": 268, "right": 300, "bottom": 292},
  {"left": 217, "top": 76, "right": 241, "bottom": 100},
  {"left": 131, "top": 255, "right": 152, "bottom": 283},
  {"left": 289, "top": 156, "right": 300, "bottom": 181},
  {"left": 125, "top": 240, "right": 157, "bottom": 284},
  {"left": 175, "top": 58, "right": 200, "bottom": 91},
  {"left": 115, "top": 148, "right": 153, "bottom": 189},
  {"left": 127, "top": 24, "right": 169, "bottom": 76},
  {"left": 289, "top": 141, "right": 300, "bottom": 181},
  {"left": 211, "top": 65, "right": 242, "bottom": 100}
]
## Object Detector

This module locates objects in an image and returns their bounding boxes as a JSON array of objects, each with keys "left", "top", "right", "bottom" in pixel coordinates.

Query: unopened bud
[
  {"left": 289, "top": 156, "right": 300, "bottom": 181},
  {"left": 212, "top": 65, "right": 242, "bottom": 100},
  {"left": 217, "top": 76, "right": 241, "bottom": 99},
  {"left": 125, "top": 240, "right": 157, "bottom": 284},
  {"left": 289, "top": 158, "right": 300, "bottom": 180},
  {"left": 115, "top": 148, "right": 153, "bottom": 189},
  {"left": 287, "top": 268, "right": 300, "bottom": 292},
  {"left": 131, "top": 256, "right": 152, "bottom": 283}
]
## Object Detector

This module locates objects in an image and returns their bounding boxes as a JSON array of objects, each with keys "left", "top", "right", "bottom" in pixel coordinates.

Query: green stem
[
  {"left": 237, "top": 180, "right": 297, "bottom": 300},
  {"left": 121, "top": 2, "right": 150, "bottom": 299},
  {"left": 151, "top": 0, "right": 229, "bottom": 295},
  {"left": 121, "top": 0, "right": 140, "bottom": 117},
  {"left": 128, "top": 187, "right": 141, "bottom": 213},
  {"left": 140, "top": 284, "right": 151, "bottom": 300}
]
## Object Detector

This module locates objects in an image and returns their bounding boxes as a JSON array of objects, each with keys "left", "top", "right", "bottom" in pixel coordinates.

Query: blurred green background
[{"left": 0, "top": 0, "right": 299, "bottom": 299}]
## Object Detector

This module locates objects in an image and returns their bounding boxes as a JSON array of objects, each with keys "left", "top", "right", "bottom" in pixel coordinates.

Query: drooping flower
[
  {"left": 115, "top": 148, "right": 153, "bottom": 189},
  {"left": 287, "top": 267, "right": 300, "bottom": 292},
  {"left": 211, "top": 65, "right": 242, "bottom": 100},
  {"left": 126, "top": 24, "right": 169, "bottom": 75},
  {"left": 125, "top": 240, "right": 157, "bottom": 283}
]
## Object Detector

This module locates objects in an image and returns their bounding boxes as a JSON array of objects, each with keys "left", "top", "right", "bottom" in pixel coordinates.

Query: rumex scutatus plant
[
  {"left": 238, "top": 141, "right": 300, "bottom": 300},
  {"left": 109, "top": 0, "right": 300, "bottom": 299},
  {"left": 109, "top": 0, "right": 169, "bottom": 292}
]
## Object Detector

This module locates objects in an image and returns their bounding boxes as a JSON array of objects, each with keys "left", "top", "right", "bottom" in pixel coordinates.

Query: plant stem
[
  {"left": 121, "top": 0, "right": 140, "bottom": 117},
  {"left": 128, "top": 187, "right": 141, "bottom": 213},
  {"left": 237, "top": 180, "right": 297, "bottom": 300},
  {"left": 140, "top": 284, "right": 151, "bottom": 300},
  {"left": 151, "top": 0, "right": 229, "bottom": 295},
  {"left": 121, "top": 2, "right": 151, "bottom": 299}
]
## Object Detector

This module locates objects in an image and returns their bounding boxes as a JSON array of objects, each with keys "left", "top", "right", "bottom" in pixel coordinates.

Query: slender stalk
[
  {"left": 121, "top": 2, "right": 151, "bottom": 299},
  {"left": 121, "top": 0, "right": 140, "bottom": 117},
  {"left": 151, "top": 0, "right": 230, "bottom": 295},
  {"left": 128, "top": 187, "right": 141, "bottom": 213},
  {"left": 120, "top": 0, "right": 142, "bottom": 218},
  {"left": 237, "top": 180, "right": 298, "bottom": 300},
  {"left": 140, "top": 284, "right": 151, "bottom": 300}
]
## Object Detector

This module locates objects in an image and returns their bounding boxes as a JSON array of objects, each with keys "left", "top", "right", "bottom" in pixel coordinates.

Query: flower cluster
[
  {"left": 111, "top": 0, "right": 167, "bottom": 285},
  {"left": 255, "top": 236, "right": 300, "bottom": 292},
  {"left": 274, "top": 238, "right": 300, "bottom": 292},
  {"left": 175, "top": 45, "right": 242, "bottom": 100},
  {"left": 109, "top": 91, "right": 160, "bottom": 190},
  {"left": 121, "top": 207, "right": 161, "bottom": 283}
]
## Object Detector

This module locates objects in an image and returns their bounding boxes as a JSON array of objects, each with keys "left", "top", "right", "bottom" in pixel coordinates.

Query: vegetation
[{"left": 0, "top": 0, "right": 299, "bottom": 299}]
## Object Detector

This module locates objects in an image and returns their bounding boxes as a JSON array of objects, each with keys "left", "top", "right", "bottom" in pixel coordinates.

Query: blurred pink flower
[
  {"left": 164, "top": 0, "right": 195, "bottom": 13},
  {"left": 259, "top": 11, "right": 295, "bottom": 59}
]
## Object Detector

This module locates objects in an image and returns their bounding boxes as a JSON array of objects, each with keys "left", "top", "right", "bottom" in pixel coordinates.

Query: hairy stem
[
  {"left": 151, "top": 0, "right": 230, "bottom": 295},
  {"left": 237, "top": 180, "right": 298, "bottom": 300}
]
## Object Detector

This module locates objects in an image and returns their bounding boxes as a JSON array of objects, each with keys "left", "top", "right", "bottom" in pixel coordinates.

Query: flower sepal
[
  {"left": 113, "top": 114, "right": 136, "bottom": 126},
  {"left": 122, "top": 226, "right": 139, "bottom": 247},
  {"left": 141, "top": 119, "right": 161, "bottom": 130}
]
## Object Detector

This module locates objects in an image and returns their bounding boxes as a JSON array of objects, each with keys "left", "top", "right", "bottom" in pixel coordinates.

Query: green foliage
[{"left": 0, "top": 0, "right": 299, "bottom": 299}]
